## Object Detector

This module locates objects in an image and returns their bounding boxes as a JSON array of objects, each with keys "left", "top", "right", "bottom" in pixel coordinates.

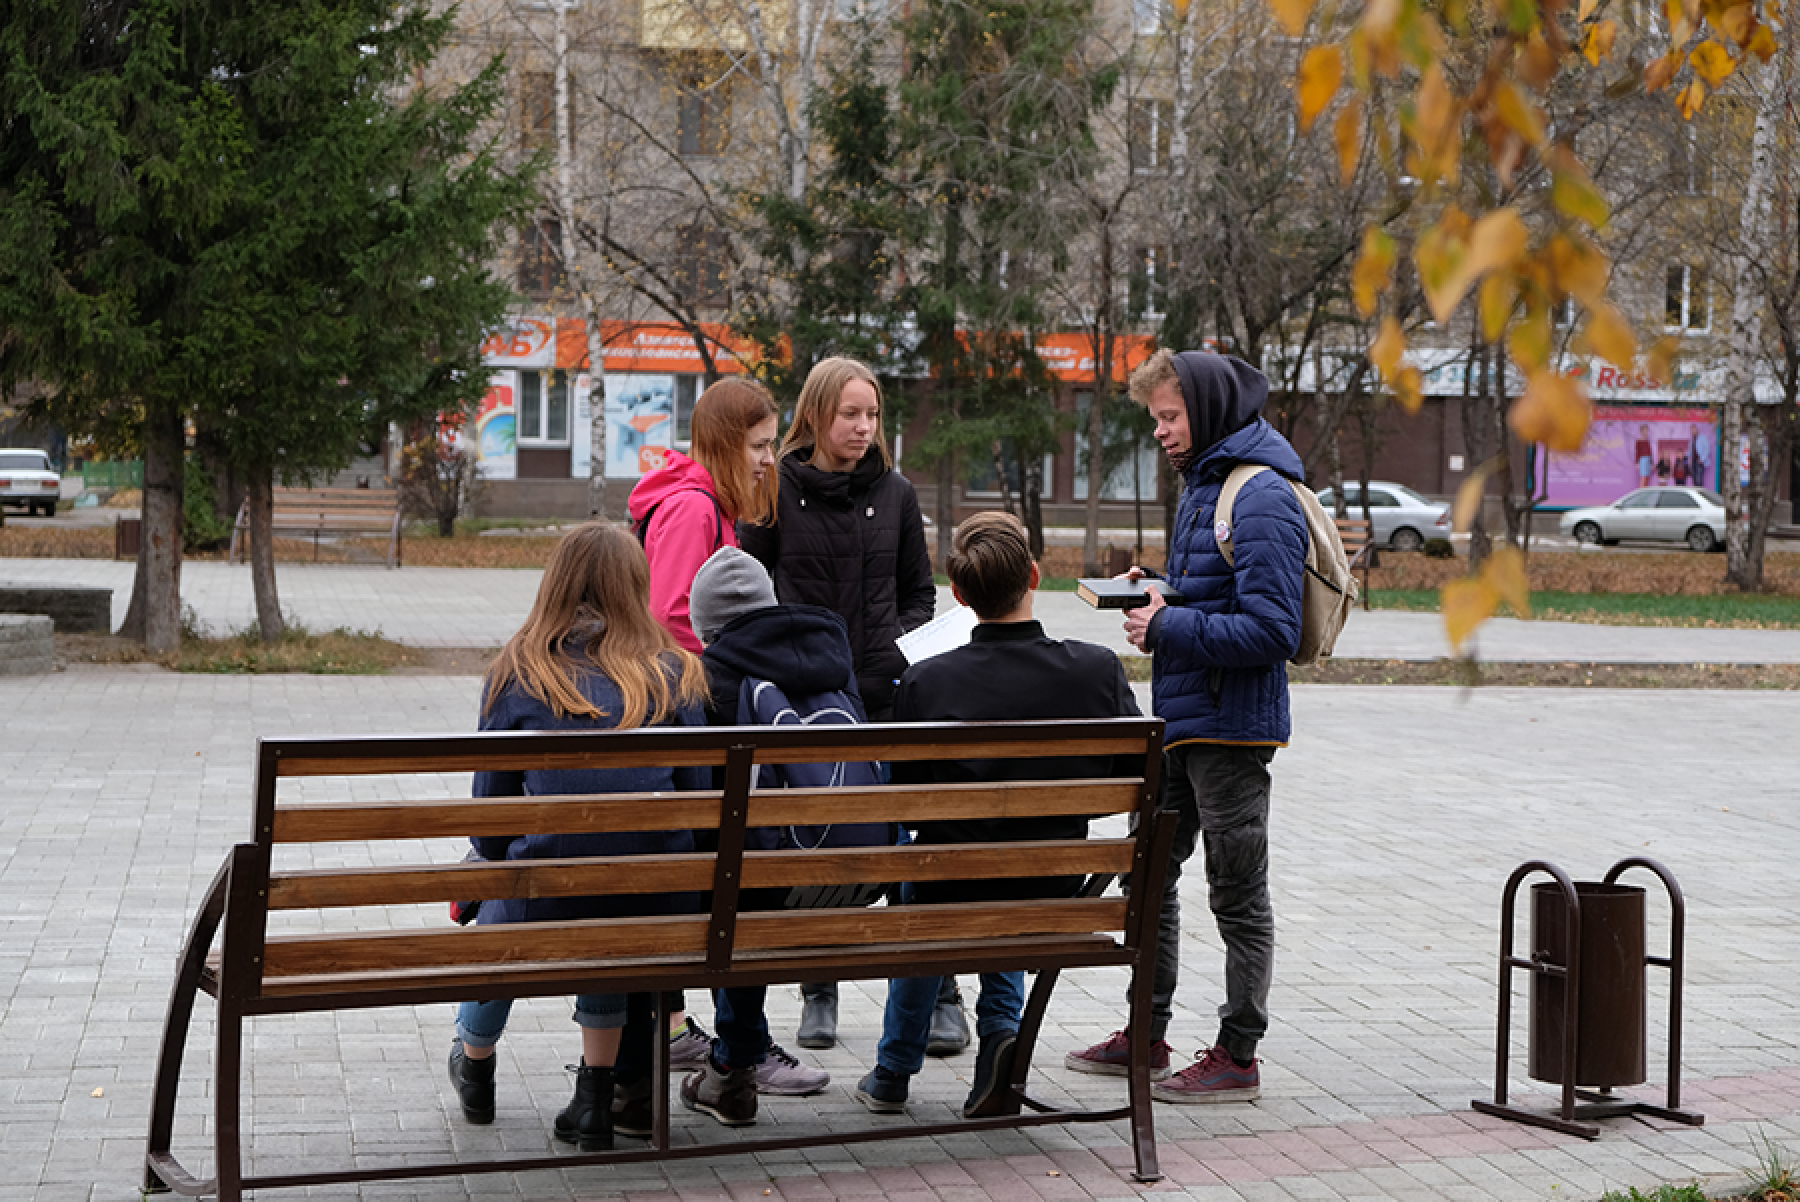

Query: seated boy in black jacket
[{"left": 854, "top": 511, "right": 1142, "bottom": 1119}]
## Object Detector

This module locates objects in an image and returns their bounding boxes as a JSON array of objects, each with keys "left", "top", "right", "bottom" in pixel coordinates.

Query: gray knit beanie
[{"left": 689, "top": 546, "right": 777, "bottom": 644}]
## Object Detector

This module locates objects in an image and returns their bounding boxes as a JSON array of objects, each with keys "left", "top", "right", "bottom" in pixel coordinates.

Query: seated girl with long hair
[{"left": 446, "top": 521, "right": 710, "bottom": 1151}]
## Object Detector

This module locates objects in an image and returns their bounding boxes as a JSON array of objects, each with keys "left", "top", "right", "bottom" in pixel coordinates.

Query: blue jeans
[
  {"left": 876, "top": 971, "right": 1023, "bottom": 1077},
  {"left": 455, "top": 992, "right": 660, "bottom": 1079},
  {"left": 711, "top": 986, "right": 770, "bottom": 1071},
  {"left": 456, "top": 993, "right": 627, "bottom": 1047}
]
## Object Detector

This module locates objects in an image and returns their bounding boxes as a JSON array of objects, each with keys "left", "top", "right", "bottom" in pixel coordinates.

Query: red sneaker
[
  {"left": 1151, "top": 1045, "right": 1260, "bottom": 1104},
  {"left": 1063, "top": 1030, "right": 1172, "bottom": 1081}
]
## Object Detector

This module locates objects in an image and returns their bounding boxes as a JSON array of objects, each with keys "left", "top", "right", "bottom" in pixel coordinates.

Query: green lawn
[{"left": 1369, "top": 588, "right": 1800, "bottom": 628}]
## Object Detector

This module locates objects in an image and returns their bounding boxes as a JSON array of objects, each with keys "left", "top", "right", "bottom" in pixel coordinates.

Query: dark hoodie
[
  {"left": 1147, "top": 352, "right": 1309, "bottom": 748},
  {"left": 700, "top": 603, "right": 866, "bottom": 726}
]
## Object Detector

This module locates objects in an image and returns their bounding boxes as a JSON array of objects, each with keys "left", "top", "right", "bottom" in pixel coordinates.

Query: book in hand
[{"left": 1076, "top": 577, "right": 1184, "bottom": 610}]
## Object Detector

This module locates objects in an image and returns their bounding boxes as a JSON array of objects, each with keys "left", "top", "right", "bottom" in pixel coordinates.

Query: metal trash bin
[
  {"left": 1528, "top": 881, "right": 1646, "bottom": 1088},
  {"left": 115, "top": 516, "right": 142, "bottom": 560},
  {"left": 1472, "top": 857, "right": 1703, "bottom": 1139}
]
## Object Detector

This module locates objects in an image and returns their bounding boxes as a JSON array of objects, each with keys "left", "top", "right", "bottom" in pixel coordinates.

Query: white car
[
  {"left": 0, "top": 448, "right": 62, "bottom": 517},
  {"left": 1312, "top": 480, "right": 1453, "bottom": 551},
  {"left": 1558, "top": 486, "right": 1726, "bottom": 552}
]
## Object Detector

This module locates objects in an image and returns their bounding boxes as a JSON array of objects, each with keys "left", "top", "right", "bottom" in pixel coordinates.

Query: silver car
[
  {"left": 0, "top": 448, "right": 62, "bottom": 517},
  {"left": 1313, "top": 480, "right": 1453, "bottom": 552},
  {"left": 1557, "top": 487, "right": 1726, "bottom": 552}
]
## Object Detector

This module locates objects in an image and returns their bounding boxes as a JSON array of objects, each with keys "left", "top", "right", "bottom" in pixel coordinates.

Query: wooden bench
[
  {"left": 1336, "top": 517, "right": 1373, "bottom": 610},
  {"left": 143, "top": 717, "right": 1174, "bottom": 1199},
  {"left": 228, "top": 486, "right": 403, "bottom": 568}
]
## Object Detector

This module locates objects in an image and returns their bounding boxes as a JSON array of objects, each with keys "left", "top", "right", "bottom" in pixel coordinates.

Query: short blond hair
[{"left": 1128, "top": 347, "right": 1180, "bottom": 406}]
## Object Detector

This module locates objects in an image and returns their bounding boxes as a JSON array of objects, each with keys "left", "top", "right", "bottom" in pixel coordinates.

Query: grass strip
[{"left": 1368, "top": 588, "right": 1800, "bottom": 629}]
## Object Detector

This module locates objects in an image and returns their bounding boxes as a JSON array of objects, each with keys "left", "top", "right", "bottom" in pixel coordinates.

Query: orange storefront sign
[
  {"left": 598, "top": 321, "right": 753, "bottom": 374},
  {"left": 1034, "top": 332, "right": 1157, "bottom": 383}
]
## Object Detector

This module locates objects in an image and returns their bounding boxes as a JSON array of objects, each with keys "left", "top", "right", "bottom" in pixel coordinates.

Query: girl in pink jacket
[{"left": 628, "top": 378, "right": 780, "bottom": 651}]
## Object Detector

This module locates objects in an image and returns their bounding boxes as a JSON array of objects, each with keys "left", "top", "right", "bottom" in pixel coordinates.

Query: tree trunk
[
  {"left": 1020, "top": 444, "right": 1045, "bottom": 558},
  {"left": 1463, "top": 341, "right": 1494, "bottom": 570},
  {"left": 134, "top": 401, "right": 186, "bottom": 653},
  {"left": 247, "top": 464, "right": 284, "bottom": 643},
  {"left": 935, "top": 452, "right": 954, "bottom": 571},
  {"left": 1722, "top": 55, "right": 1779, "bottom": 589},
  {"left": 586, "top": 326, "right": 608, "bottom": 520}
]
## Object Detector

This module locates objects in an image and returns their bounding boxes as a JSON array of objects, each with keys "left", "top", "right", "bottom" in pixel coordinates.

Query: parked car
[
  {"left": 0, "top": 448, "right": 62, "bottom": 517},
  {"left": 1557, "top": 487, "right": 1726, "bottom": 552},
  {"left": 1312, "top": 480, "right": 1452, "bottom": 551}
]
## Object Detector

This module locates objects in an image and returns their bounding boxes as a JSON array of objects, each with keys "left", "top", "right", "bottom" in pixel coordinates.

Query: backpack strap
[
  {"left": 1213, "top": 464, "right": 1269, "bottom": 568},
  {"left": 638, "top": 488, "right": 726, "bottom": 551}
]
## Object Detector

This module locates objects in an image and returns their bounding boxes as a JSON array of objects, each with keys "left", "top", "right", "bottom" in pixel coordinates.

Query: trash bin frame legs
[{"left": 1471, "top": 856, "right": 1704, "bottom": 1139}]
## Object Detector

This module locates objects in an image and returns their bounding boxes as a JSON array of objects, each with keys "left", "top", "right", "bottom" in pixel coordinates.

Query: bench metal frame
[{"left": 143, "top": 719, "right": 1172, "bottom": 1198}]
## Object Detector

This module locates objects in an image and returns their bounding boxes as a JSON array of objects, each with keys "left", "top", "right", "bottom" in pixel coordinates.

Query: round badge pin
[{"left": 1215, "top": 519, "right": 1232, "bottom": 543}]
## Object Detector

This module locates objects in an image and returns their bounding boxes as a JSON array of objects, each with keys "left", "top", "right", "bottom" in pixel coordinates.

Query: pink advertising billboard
[{"left": 1541, "top": 406, "right": 1719, "bottom": 507}]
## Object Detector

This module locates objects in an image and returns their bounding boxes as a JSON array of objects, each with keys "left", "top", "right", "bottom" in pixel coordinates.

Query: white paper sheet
[{"left": 895, "top": 605, "right": 978, "bottom": 665}]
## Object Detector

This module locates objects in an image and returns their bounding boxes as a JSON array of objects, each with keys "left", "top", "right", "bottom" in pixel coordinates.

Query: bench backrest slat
[
  {"left": 262, "top": 722, "right": 1155, "bottom": 778},
  {"left": 266, "top": 837, "right": 1138, "bottom": 910},
  {"left": 233, "top": 717, "right": 1165, "bottom": 1003},
  {"left": 270, "top": 779, "right": 1142, "bottom": 843},
  {"left": 260, "top": 897, "right": 1128, "bottom": 978}
]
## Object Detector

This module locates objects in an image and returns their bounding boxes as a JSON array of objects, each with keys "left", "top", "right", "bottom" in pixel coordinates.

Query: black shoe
[
  {"left": 681, "top": 1057, "right": 758, "bottom": 1127},
  {"left": 962, "top": 1032, "right": 1018, "bottom": 1118},
  {"left": 797, "top": 982, "right": 837, "bottom": 1050},
  {"left": 553, "top": 1061, "right": 615, "bottom": 1152},
  {"left": 854, "top": 1065, "right": 909, "bottom": 1114},
  {"left": 611, "top": 1074, "right": 652, "bottom": 1140},
  {"left": 447, "top": 1041, "right": 495, "bottom": 1125},
  {"left": 926, "top": 981, "right": 971, "bottom": 1057}
]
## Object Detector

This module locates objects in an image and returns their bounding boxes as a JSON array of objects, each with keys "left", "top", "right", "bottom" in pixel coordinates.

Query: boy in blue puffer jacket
[{"left": 1063, "top": 350, "right": 1307, "bottom": 1105}]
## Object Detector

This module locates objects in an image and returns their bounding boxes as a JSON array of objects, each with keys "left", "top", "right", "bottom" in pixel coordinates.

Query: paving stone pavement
[
  {"left": 11, "top": 558, "right": 1800, "bottom": 664},
  {"left": 2, "top": 658, "right": 1797, "bottom": 1202}
]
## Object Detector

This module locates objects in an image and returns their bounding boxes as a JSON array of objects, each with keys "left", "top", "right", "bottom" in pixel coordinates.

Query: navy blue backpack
[{"left": 738, "top": 676, "right": 898, "bottom": 910}]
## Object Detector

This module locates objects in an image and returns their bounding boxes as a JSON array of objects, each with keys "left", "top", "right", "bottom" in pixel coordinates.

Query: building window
[
  {"left": 1132, "top": 0, "right": 1171, "bottom": 35},
  {"left": 1128, "top": 100, "right": 1172, "bottom": 172},
  {"left": 1679, "top": 122, "right": 1711, "bottom": 195},
  {"left": 518, "top": 220, "right": 566, "bottom": 296},
  {"left": 965, "top": 444, "right": 1055, "bottom": 499},
  {"left": 674, "top": 374, "right": 700, "bottom": 443},
  {"left": 1129, "top": 246, "right": 1170, "bottom": 319},
  {"left": 678, "top": 81, "right": 729, "bottom": 157},
  {"left": 674, "top": 225, "right": 732, "bottom": 308},
  {"left": 1071, "top": 391, "right": 1161, "bottom": 503},
  {"left": 1666, "top": 265, "right": 1710, "bottom": 332},
  {"left": 519, "top": 370, "right": 571, "bottom": 444},
  {"left": 520, "top": 71, "right": 555, "bottom": 152}
]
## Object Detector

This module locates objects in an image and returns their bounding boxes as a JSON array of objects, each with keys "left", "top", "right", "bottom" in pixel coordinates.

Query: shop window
[
  {"left": 965, "top": 442, "right": 1054, "bottom": 498},
  {"left": 1665, "top": 265, "right": 1710, "bottom": 333},
  {"left": 1071, "top": 391, "right": 1161, "bottom": 503},
  {"left": 519, "top": 370, "right": 572, "bottom": 444}
]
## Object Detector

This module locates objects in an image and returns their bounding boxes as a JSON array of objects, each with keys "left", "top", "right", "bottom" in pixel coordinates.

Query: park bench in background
[
  {"left": 1337, "top": 516, "right": 1373, "bottom": 610},
  {"left": 228, "top": 486, "right": 402, "bottom": 568},
  {"left": 143, "top": 717, "right": 1173, "bottom": 1200}
]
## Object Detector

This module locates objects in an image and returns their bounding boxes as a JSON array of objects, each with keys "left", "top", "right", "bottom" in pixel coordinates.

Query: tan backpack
[{"left": 1214, "top": 465, "right": 1356, "bottom": 666}]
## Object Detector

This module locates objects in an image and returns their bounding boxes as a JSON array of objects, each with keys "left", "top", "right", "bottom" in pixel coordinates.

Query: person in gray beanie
[{"left": 689, "top": 546, "right": 778, "bottom": 645}]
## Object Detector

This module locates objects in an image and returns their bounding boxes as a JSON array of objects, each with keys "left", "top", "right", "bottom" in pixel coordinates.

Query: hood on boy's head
[{"left": 1172, "top": 352, "right": 1269, "bottom": 460}]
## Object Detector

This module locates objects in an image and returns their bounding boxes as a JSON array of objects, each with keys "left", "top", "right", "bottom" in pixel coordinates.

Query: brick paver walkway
[{"left": 3, "top": 655, "right": 1797, "bottom": 1201}]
